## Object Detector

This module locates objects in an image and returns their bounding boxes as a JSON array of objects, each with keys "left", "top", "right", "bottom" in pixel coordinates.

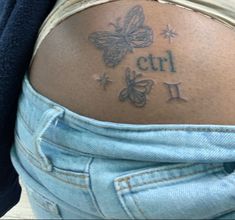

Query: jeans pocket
[
  {"left": 24, "top": 185, "right": 62, "bottom": 219},
  {"left": 114, "top": 163, "right": 235, "bottom": 219},
  {"left": 33, "top": 138, "right": 102, "bottom": 217}
]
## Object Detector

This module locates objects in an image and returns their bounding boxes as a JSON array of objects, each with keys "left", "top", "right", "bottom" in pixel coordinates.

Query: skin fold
[{"left": 29, "top": 0, "right": 235, "bottom": 124}]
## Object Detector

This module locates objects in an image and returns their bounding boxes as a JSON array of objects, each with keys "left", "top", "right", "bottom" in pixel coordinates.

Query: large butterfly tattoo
[
  {"left": 119, "top": 67, "right": 154, "bottom": 107},
  {"left": 88, "top": 5, "right": 154, "bottom": 68}
]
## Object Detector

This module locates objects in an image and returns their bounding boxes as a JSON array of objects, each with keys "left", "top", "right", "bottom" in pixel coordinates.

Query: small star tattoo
[
  {"left": 96, "top": 73, "right": 113, "bottom": 90},
  {"left": 161, "top": 24, "right": 178, "bottom": 43}
]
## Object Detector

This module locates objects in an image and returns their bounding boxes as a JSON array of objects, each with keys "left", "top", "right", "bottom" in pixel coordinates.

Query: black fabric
[{"left": 0, "top": 0, "right": 56, "bottom": 217}]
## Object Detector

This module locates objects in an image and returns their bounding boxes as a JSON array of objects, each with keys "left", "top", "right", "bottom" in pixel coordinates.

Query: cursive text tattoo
[
  {"left": 88, "top": 5, "right": 154, "bottom": 68},
  {"left": 119, "top": 67, "right": 155, "bottom": 107},
  {"left": 164, "top": 82, "right": 187, "bottom": 102}
]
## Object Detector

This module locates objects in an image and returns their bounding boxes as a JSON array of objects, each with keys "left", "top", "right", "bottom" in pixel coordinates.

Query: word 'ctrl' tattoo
[{"left": 88, "top": 5, "right": 153, "bottom": 68}]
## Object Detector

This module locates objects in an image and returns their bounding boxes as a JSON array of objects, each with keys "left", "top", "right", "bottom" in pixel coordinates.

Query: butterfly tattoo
[
  {"left": 88, "top": 5, "right": 154, "bottom": 68},
  {"left": 119, "top": 67, "right": 155, "bottom": 107}
]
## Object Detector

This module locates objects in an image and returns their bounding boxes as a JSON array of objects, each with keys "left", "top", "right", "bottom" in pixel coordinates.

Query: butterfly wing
[
  {"left": 119, "top": 88, "right": 129, "bottom": 102},
  {"left": 129, "top": 26, "right": 153, "bottom": 48},
  {"left": 103, "top": 43, "right": 128, "bottom": 67},
  {"left": 128, "top": 87, "right": 147, "bottom": 107},
  {"left": 89, "top": 31, "right": 128, "bottom": 67},
  {"left": 88, "top": 31, "right": 122, "bottom": 49},
  {"left": 123, "top": 5, "right": 145, "bottom": 34},
  {"left": 122, "top": 5, "right": 153, "bottom": 48},
  {"left": 127, "top": 79, "right": 154, "bottom": 107},
  {"left": 134, "top": 80, "right": 154, "bottom": 94}
]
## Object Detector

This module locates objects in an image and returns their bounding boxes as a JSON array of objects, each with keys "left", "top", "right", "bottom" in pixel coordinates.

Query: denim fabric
[{"left": 10, "top": 71, "right": 235, "bottom": 219}]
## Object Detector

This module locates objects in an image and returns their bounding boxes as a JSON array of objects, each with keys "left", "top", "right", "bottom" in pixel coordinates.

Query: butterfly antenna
[
  {"left": 116, "top": 17, "right": 121, "bottom": 27},
  {"left": 108, "top": 22, "right": 117, "bottom": 29},
  {"left": 109, "top": 17, "right": 122, "bottom": 31}
]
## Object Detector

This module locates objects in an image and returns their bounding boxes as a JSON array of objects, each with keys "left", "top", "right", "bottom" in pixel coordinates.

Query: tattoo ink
[
  {"left": 119, "top": 67, "right": 155, "bottom": 107},
  {"left": 158, "top": 57, "right": 168, "bottom": 72},
  {"left": 148, "top": 54, "right": 158, "bottom": 71},
  {"left": 164, "top": 82, "right": 188, "bottom": 102},
  {"left": 96, "top": 73, "right": 113, "bottom": 90},
  {"left": 136, "top": 51, "right": 176, "bottom": 73},
  {"left": 167, "top": 50, "right": 176, "bottom": 73},
  {"left": 88, "top": 5, "right": 154, "bottom": 68},
  {"left": 137, "top": 56, "right": 149, "bottom": 71},
  {"left": 161, "top": 24, "right": 178, "bottom": 43}
]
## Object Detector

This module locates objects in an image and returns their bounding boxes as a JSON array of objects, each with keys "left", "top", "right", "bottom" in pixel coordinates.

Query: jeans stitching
[
  {"left": 17, "top": 109, "right": 235, "bottom": 164},
  {"left": 17, "top": 112, "right": 150, "bottom": 161},
  {"left": 52, "top": 167, "right": 88, "bottom": 178},
  {"left": 115, "top": 163, "right": 200, "bottom": 182},
  {"left": 116, "top": 166, "right": 224, "bottom": 191},
  {"left": 115, "top": 163, "right": 222, "bottom": 183},
  {"left": 87, "top": 158, "right": 107, "bottom": 219},
  {"left": 15, "top": 134, "right": 89, "bottom": 189},
  {"left": 209, "top": 208, "right": 235, "bottom": 219},
  {"left": 130, "top": 189, "right": 148, "bottom": 219},
  {"left": 119, "top": 193, "right": 135, "bottom": 219},
  {"left": 16, "top": 113, "right": 107, "bottom": 159},
  {"left": 17, "top": 110, "right": 128, "bottom": 163},
  {"left": 26, "top": 187, "right": 61, "bottom": 217},
  {"left": 65, "top": 113, "right": 235, "bottom": 132},
  {"left": 15, "top": 132, "right": 88, "bottom": 178},
  {"left": 41, "top": 136, "right": 114, "bottom": 160}
]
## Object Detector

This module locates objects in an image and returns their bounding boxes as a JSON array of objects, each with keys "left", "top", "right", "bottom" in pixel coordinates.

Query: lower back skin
[{"left": 29, "top": 0, "right": 235, "bottom": 125}]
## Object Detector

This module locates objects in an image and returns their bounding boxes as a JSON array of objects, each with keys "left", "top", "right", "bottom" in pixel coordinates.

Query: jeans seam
[
  {"left": 116, "top": 166, "right": 224, "bottom": 191},
  {"left": 131, "top": 192, "right": 148, "bottom": 219},
  {"left": 41, "top": 136, "right": 114, "bottom": 160},
  {"left": 87, "top": 157, "right": 107, "bottom": 219},
  {"left": 15, "top": 133, "right": 89, "bottom": 189},
  {"left": 15, "top": 132, "right": 88, "bottom": 177},
  {"left": 209, "top": 207, "right": 235, "bottom": 219},
  {"left": 115, "top": 163, "right": 222, "bottom": 183},
  {"left": 17, "top": 110, "right": 119, "bottom": 160},
  {"left": 18, "top": 107, "right": 235, "bottom": 133},
  {"left": 26, "top": 187, "right": 61, "bottom": 218},
  {"left": 116, "top": 163, "right": 200, "bottom": 182}
]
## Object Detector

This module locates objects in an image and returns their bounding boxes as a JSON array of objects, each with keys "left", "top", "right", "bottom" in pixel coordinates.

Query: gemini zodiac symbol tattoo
[
  {"left": 164, "top": 82, "right": 187, "bottom": 102},
  {"left": 88, "top": 5, "right": 154, "bottom": 68},
  {"left": 96, "top": 73, "right": 113, "bottom": 90},
  {"left": 119, "top": 67, "right": 154, "bottom": 107}
]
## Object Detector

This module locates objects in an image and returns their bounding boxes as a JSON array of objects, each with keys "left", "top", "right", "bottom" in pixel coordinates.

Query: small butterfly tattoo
[
  {"left": 88, "top": 5, "right": 154, "bottom": 68},
  {"left": 119, "top": 67, "right": 155, "bottom": 107}
]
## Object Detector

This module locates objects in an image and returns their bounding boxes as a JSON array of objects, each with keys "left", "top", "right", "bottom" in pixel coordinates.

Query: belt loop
[{"left": 33, "top": 105, "right": 65, "bottom": 172}]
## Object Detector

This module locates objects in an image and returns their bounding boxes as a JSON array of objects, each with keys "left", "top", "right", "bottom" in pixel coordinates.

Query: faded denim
[{"left": 10, "top": 71, "right": 235, "bottom": 219}]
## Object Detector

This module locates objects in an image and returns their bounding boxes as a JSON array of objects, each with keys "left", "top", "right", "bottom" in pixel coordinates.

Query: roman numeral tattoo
[{"left": 164, "top": 82, "right": 188, "bottom": 102}]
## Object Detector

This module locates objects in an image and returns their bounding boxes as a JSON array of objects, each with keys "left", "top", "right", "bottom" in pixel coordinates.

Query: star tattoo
[
  {"left": 161, "top": 24, "right": 178, "bottom": 43},
  {"left": 96, "top": 73, "right": 113, "bottom": 90}
]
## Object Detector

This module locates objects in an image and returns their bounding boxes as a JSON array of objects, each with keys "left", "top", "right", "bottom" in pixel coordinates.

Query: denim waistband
[{"left": 17, "top": 71, "right": 235, "bottom": 163}]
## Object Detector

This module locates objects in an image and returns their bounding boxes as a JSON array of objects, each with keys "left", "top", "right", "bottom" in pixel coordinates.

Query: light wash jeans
[{"left": 10, "top": 71, "right": 235, "bottom": 219}]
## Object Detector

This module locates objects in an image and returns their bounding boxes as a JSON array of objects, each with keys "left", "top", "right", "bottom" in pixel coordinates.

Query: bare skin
[{"left": 29, "top": 0, "right": 235, "bottom": 124}]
